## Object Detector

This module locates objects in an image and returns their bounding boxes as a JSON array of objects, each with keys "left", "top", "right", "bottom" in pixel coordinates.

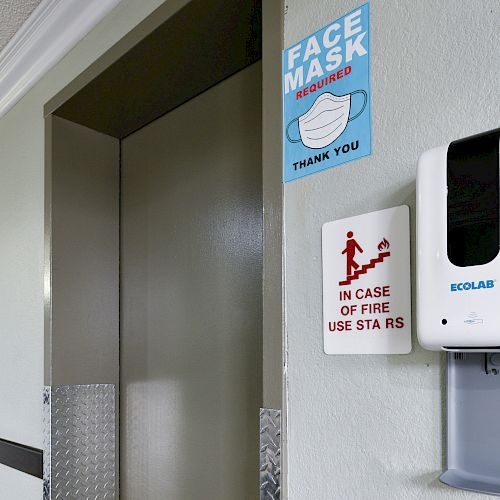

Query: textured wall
[
  {"left": 284, "top": 1, "right": 500, "bottom": 498},
  {"left": 0, "top": 0, "right": 41, "bottom": 52}
]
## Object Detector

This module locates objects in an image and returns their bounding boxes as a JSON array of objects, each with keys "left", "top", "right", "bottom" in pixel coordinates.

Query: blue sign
[{"left": 283, "top": 3, "right": 371, "bottom": 182}]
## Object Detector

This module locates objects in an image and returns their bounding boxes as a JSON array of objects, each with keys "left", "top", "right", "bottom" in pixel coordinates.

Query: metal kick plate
[
  {"left": 43, "top": 384, "right": 116, "bottom": 500},
  {"left": 260, "top": 408, "right": 281, "bottom": 500}
]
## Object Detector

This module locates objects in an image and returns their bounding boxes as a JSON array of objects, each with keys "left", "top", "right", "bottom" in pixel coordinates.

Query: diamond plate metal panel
[
  {"left": 43, "top": 387, "right": 51, "bottom": 500},
  {"left": 43, "top": 384, "right": 116, "bottom": 500},
  {"left": 260, "top": 408, "right": 281, "bottom": 500}
]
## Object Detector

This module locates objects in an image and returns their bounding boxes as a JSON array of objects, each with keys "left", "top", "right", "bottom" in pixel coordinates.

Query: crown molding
[{"left": 0, "top": 0, "right": 121, "bottom": 119}]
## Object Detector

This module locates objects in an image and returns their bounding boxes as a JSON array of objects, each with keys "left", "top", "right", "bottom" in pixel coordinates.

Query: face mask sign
[
  {"left": 286, "top": 90, "right": 367, "bottom": 149},
  {"left": 282, "top": 3, "right": 371, "bottom": 182}
]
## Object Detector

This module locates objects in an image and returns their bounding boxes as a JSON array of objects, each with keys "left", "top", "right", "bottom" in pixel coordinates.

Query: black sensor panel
[{"left": 447, "top": 130, "right": 500, "bottom": 267}]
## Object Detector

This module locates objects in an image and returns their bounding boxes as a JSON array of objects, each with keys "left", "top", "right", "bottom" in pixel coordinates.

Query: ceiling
[{"left": 0, "top": 0, "right": 42, "bottom": 52}]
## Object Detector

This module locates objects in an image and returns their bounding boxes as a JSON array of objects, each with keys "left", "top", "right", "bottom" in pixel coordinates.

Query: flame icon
[{"left": 378, "top": 238, "right": 390, "bottom": 251}]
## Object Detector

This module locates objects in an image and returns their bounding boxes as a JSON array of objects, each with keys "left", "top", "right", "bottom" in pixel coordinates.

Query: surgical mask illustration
[{"left": 286, "top": 90, "right": 367, "bottom": 149}]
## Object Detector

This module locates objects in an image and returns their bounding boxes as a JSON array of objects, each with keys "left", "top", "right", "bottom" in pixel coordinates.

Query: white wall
[
  {"left": 284, "top": 1, "right": 500, "bottom": 498},
  {"left": 0, "top": 0, "right": 183, "bottom": 495},
  {"left": 0, "top": 464, "right": 42, "bottom": 500}
]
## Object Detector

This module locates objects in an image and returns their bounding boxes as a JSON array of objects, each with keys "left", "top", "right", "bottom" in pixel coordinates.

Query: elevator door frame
[{"left": 43, "top": 0, "right": 284, "bottom": 498}]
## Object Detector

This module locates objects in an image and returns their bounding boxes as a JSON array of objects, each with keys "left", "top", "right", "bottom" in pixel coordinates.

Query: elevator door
[{"left": 120, "top": 62, "right": 262, "bottom": 499}]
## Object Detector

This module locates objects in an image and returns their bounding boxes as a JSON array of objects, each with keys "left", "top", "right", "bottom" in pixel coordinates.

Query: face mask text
[{"left": 284, "top": 9, "right": 368, "bottom": 99}]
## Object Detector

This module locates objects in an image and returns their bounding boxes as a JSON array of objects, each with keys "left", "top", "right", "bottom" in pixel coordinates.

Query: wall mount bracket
[{"left": 441, "top": 352, "right": 500, "bottom": 496}]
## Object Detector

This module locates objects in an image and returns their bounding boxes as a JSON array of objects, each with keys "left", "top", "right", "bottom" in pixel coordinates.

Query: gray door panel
[{"left": 120, "top": 62, "right": 263, "bottom": 499}]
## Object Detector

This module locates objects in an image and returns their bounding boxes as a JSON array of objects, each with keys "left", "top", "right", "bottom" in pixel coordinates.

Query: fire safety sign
[
  {"left": 322, "top": 206, "right": 411, "bottom": 354},
  {"left": 283, "top": 3, "right": 371, "bottom": 182}
]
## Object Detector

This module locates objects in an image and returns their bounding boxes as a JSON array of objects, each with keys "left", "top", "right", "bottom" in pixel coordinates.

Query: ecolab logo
[{"left": 450, "top": 280, "right": 495, "bottom": 292}]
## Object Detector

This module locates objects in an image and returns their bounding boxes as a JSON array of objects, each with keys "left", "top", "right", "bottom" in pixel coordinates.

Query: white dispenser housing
[
  {"left": 418, "top": 129, "right": 500, "bottom": 497},
  {"left": 417, "top": 129, "right": 500, "bottom": 351}
]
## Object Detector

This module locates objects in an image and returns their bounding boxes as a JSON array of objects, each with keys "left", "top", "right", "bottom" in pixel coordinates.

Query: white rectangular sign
[{"left": 322, "top": 206, "right": 411, "bottom": 354}]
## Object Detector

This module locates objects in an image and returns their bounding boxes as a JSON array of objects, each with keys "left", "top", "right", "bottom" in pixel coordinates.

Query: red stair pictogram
[{"left": 339, "top": 251, "right": 390, "bottom": 286}]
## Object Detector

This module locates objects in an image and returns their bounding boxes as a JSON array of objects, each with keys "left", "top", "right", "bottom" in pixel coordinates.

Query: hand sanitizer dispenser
[
  {"left": 417, "top": 128, "right": 500, "bottom": 496},
  {"left": 417, "top": 128, "right": 500, "bottom": 351}
]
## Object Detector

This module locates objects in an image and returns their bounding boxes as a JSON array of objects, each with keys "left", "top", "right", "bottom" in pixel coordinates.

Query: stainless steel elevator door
[{"left": 120, "top": 62, "right": 262, "bottom": 499}]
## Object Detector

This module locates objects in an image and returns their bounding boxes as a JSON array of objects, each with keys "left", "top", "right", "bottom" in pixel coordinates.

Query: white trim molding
[{"left": 0, "top": 0, "right": 121, "bottom": 119}]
